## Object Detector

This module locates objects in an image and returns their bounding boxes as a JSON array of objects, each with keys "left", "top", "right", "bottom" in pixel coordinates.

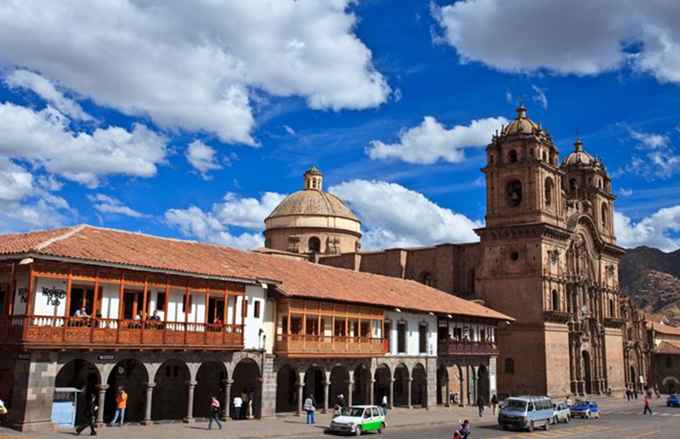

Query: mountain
[{"left": 619, "top": 247, "right": 680, "bottom": 324}]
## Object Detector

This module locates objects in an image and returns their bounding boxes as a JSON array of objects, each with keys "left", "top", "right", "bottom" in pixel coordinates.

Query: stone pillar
[
  {"left": 407, "top": 378, "right": 413, "bottom": 409},
  {"left": 260, "top": 354, "right": 276, "bottom": 418},
  {"left": 184, "top": 381, "right": 197, "bottom": 423},
  {"left": 96, "top": 384, "right": 109, "bottom": 427},
  {"left": 348, "top": 370, "right": 354, "bottom": 407},
  {"left": 323, "top": 379, "right": 330, "bottom": 414},
  {"left": 389, "top": 378, "right": 395, "bottom": 409},
  {"left": 369, "top": 379, "right": 375, "bottom": 406},
  {"left": 224, "top": 379, "right": 233, "bottom": 420},
  {"left": 296, "top": 373, "right": 305, "bottom": 417},
  {"left": 445, "top": 378, "right": 450, "bottom": 407},
  {"left": 143, "top": 382, "right": 155, "bottom": 425}
]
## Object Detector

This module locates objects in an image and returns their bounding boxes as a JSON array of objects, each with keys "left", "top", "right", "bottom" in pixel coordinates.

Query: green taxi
[{"left": 327, "top": 405, "right": 386, "bottom": 435}]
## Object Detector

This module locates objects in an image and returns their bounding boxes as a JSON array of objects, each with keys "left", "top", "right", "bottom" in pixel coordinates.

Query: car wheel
[
  {"left": 544, "top": 421, "right": 549, "bottom": 431},
  {"left": 528, "top": 421, "right": 535, "bottom": 432},
  {"left": 355, "top": 426, "right": 362, "bottom": 436},
  {"left": 565, "top": 415, "right": 570, "bottom": 423}
]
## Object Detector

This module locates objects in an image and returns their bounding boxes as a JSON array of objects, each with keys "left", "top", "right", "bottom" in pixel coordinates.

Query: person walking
[
  {"left": 381, "top": 394, "right": 388, "bottom": 415},
  {"left": 490, "top": 394, "right": 498, "bottom": 416},
  {"left": 75, "top": 393, "right": 98, "bottom": 436},
  {"left": 643, "top": 394, "right": 653, "bottom": 415},
  {"left": 109, "top": 387, "right": 127, "bottom": 426},
  {"left": 208, "top": 396, "right": 222, "bottom": 430},
  {"left": 0, "top": 398, "right": 8, "bottom": 420},
  {"left": 303, "top": 394, "right": 316, "bottom": 425},
  {"left": 476, "top": 395, "right": 485, "bottom": 417},
  {"left": 233, "top": 395, "right": 243, "bottom": 420}
]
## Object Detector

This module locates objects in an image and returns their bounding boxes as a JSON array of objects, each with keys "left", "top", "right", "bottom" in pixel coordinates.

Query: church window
[
  {"left": 542, "top": 150, "right": 547, "bottom": 162},
  {"left": 544, "top": 177, "right": 554, "bottom": 207},
  {"left": 308, "top": 236, "right": 321, "bottom": 253},
  {"left": 508, "top": 149, "right": 518, "bottom": 163},
  {"left": 609, "top": 299, "right": 615, "bottom": 318},
  {"left": 510, "top": 251, "right": 519, "bottom": 261},
  {"left": 551, "top": 289, "right": 560, "bottom": 312},
  {"left": 419, "top": 272, "right": 434, "bottom": 287},
  {"left": 504, "top": 358, "right": 515, "bottom": 374},
  {"left": 506, "top": 180, "right": 522, "bottom": 207},
  {"left": 397, "top": 322, "right": 407, "bottom": 353},
  {"left": 569, "top": 178, "right": 578, "bottom": 191},
  {"left": 601, "top": 203, "right": 609, "bottom": 227}
]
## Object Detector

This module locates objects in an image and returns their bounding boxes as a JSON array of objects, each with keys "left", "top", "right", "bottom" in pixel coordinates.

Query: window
[
  {"left": 384, "top": 321, "right": 392, "bottom": 350},
  {"left": 544, "top": 177, "right": 554, "bottom": 207},
  {"left": 334, "top": 319, "right": 346, "bottom": 336},
  {"left": 601, "top": 203, "right": 609, "bottom": 227},
  {"left": 397, "top": 322, "right": 407, "bottom": 353},
  {"left": 504, "top": 358, "right": 515, "bottom": 374},
  {"left": 506, "top": 180, "right": 522, "bottom": 207},
  {"left": 182, "top": 294, "right": 192, "bottom": 313},
  {"left": 508, "top": 149, "right": 518, "bottom": 163},
  {"left": 419, "top": 272, "right": 434, "bottom": 287},
  {"left": 418, "top": 323, "right": 428, "bottom": 354},
  {"left": 609, "top": 299, "right": 615, "bottom": 318},
  {"left": 253, "top": 300, "right": 261, "bottom": 318},
  {"left": 453, "top": 327, "right": 462, "bottom": 340},
  {"left": 308, "top": 236, "right": 321, "bottom": 253},
  {"left": 290, "top": 316, "right": 303, "bottom": 334},
  {"left": 552, "top": 290, "right": 560, "bottom": 312},
  {"left": 569, "top": 178, "right": 577, "bottom": 191},
  {"left": 510, "top": 251, "right": 519, "bottom": 261},
  {"left": 542, "top": 150, "right": 547, "bottom": 162},
  {"left": 156, "top": 292, "right": 166, "bottom": 312}
]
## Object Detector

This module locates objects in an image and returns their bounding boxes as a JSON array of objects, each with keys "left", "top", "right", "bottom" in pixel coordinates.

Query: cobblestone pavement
[{"left": 0, "top": 397, "right": 668, "bottom": 439}]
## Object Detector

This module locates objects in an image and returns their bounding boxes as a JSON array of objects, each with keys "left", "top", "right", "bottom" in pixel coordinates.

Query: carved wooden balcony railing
[
  {"left": 0, "top": 316, "right": 243, "bottom": 350},
  {"left": 437, "top": 340, "right": 499, "bottom": 356},
  {"left": 275, "top": 334, "right": 387, "bottom": 358}
]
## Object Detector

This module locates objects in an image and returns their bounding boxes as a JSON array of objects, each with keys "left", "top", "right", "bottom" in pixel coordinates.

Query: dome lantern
[{"left": 304, "top": 166, "right": 323, "bottom": 191}]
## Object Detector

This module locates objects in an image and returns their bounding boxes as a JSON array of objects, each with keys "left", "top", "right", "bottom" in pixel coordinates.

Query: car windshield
[
  {"left": 346, "top": 408, "right": 366, "bottom": 417},
  {"left": 505, "top": 400, "right": 527, "bottom": 411}
]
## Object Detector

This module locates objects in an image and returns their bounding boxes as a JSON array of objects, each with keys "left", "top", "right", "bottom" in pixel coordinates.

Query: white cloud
[
  {"left": 505, "top": 90, "right": 513, "bottom": 104},
  {"left": 366, "top": 116, "right": 507, "bottom": 164},
  {"left": 0, "top": 1, "right": 389, "bottom": 145},
  {"left": 330, "top": 179, "right": 482, "bottom": 250},
  {"left": 619, "top": 129, "right": 680, "bottom": 179},
  {"left": 615, "top": 207, "right": 680, "bottom": 252},
  {"left": 0, "top": 102, "right": 167, "bottom": 187},
  {"left": 0, "top": 157, "right": 34, "bottom": 202},
  {"left": 186, "top": 140, "right": 222, "bottom": 178},
  {"left": 283, "top": 125, "right": 296, "bottom": 136},
  {"left": 618, "top": 188, "right": 633, "bottom": 197},
  {"left": 5, "top": 69, "right": 92, "bottom": 121},
  {"left": 88, "top": 194, "right": 146, "bottom": 218},
  {"left": 164, "top": 191, "right": 286, "bottom": 250},
  {"left": 630, "top": 129, "right": 670, "bottom": 149},
  {"left": 433, "top": 0, "right": 680, "bottom": 84},
  {"left": 531, "top": 85, "right": 548, "bottom": 110}
]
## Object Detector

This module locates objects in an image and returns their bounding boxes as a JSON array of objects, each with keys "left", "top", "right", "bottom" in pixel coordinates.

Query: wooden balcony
[
  {"left": 0, "top": 316, "right": 243, "bottom": 351},
  {"left": 438, "top": 340, "right": 499, "bottom": 356},
  {"left": 275, "top": 334, "right": 387, "bottom": 358}
]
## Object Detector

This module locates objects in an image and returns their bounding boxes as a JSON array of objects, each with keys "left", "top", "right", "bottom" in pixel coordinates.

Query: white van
[{"left": 498, "top": 396, "right": 553, "bottom": 432}]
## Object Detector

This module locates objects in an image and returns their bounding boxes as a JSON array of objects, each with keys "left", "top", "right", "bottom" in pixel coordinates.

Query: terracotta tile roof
[
  {"left": 656, "top": 341, "right": 680, "bottom": 355},
  {"left": 648, "top": 322, "right": 680, "bottom": 337},
  {"left": 0, "top": 225, "right": 513, "bottom": 321}
]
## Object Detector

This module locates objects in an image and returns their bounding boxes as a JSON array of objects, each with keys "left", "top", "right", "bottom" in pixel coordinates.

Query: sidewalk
[{"left": 0, "top": 397, "right": 652, "bottom": 439}]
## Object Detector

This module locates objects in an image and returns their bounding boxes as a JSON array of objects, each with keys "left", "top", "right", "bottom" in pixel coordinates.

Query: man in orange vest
[{"left": 109, "top": 387, "right": 127, "bottom": 426}]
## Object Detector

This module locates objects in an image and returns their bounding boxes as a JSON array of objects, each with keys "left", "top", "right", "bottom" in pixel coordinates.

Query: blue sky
[{"left": 0, "top": 0, "right": 680, "bottom": 251}]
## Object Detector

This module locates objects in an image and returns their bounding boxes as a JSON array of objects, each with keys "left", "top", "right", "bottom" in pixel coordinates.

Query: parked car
[
  {"left": 667, "top": 394, "right": 680, "bottom": 407},
  {"left": 569, "top": 400, "right": 600, "bottom": 419},
  {"left": 327, "top": 405, "right": 386, "bottom": 435},
  {"left": 552, "top": 401, "right": 571, "bottom": 424},
  {"left": 498, "top": 396, "right": 553, "bottom": 432}
]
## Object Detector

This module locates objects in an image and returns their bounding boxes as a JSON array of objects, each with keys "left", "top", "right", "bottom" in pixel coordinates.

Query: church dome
[
  {"left": 562, "top": 139, "right": 601, "bottom": 169},
  {"left": 500, "top": 105, "right": 541, "bottom": 136},
  {"left": 267, "top": 190, "right": 359, "bottom": 221}
]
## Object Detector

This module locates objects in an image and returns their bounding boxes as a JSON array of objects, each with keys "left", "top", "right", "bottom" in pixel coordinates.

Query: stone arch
[
  {"left": 411, "top": 363, "right": 427, "bottom": 408},
  {"left": 329, "top": 364, "right": 349, "bottom": 407},
  {"left": 436, "top": 365, "right": 448, "bottom": 406},
  {"left": 508, "top": 149, "right": 518, "bottom": 163},
  {"left": 105, "top": 359, "right": 149, "bottom": 423},
  {"left": 505, "top": 179, "right": 522, "bottom": 207},
  {"left": 152, "top": 359, "right": 191, "bottom": 421},
  {"left": 232, "top": 358, "right": 261, "bottom": 419},
  {"left": 352, "top": 364, "right": 371, "bottom": 405},
  {"left": 582, "top": 350, "right": 593, "bottom": 394},
  {"left": 662, "top": 376, "right": 679, "bottom": 394},
  {"left": 308, "top": 236, "right": 321, "bottom": 253},
  {"left": 393, "top": 363, "right": 410, "bottom": 407},
  {"left": 194, "top": 361, "right": 228, "bottom": 419},
  {"left": 55, "top": 359, "right": 101, "bottom": 427},
  {"left": 477, "top": 365, "right": 490, "bottom": 404},
  {"left": 373, "top": 364, "right": 391, "bottom": 407},
  {"left": 276, "top": 364, "right": 298, "bottom": 413},
  {"left": 545, "top": 176, "right": 554, "bottom": 207},
  {"left": 304, "top": 365, "right": 325, "bottom": 409},
  {"left": 551, "top": 289, "right": 560, "bottom": 311}
]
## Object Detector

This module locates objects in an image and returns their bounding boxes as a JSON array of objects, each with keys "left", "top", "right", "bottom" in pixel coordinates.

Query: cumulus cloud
[
  {"left": 164, "top": 191, "right": 286, "bottom": 250},
  {"left": 618, "top": 129, "right": 680, "bottom": 180},
  {"left": 366, "top": 116, "right": 507, "bottom": 164},
  {"left": 615, "top": 207, "right": 680, "bottom": 252},
  {"left": 0, "top": 102, "right": 167, "bottom": 187},
  {"left": 186, "top": 140, "right": 222, "bottom": 178},
  {"left": 0, "top": 1, "right": 389, "bottom": 144},
  {"left": 330, "top": 179, "right": 482, "bottom": 250},
  {"left": 88, "top": 194, "right": 147, "bottom": 218},
  {"left": 5, "top": 69, "right": 92, "bottom": 121},
  {"left": 433, "top": 0, "right": 680, "bottom": 83}
]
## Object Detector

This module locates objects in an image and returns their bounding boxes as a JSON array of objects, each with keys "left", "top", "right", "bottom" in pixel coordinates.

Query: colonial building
[
  {"left": 647, "top": 321, "right": 680, "bottom": 394},
  {"left": 0, "top": 225, "right": 509, "bottom": 431},
  {"left": 620, "top": 297, "right": 651, "bottom": 393},
  {"left": 316, "top": 106, "right": 629, "bottom": 398}
]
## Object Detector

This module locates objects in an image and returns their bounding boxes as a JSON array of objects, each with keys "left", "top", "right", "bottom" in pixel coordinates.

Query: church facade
[{"left": 272, "top": 107, "right": 629, "bottom": 398}]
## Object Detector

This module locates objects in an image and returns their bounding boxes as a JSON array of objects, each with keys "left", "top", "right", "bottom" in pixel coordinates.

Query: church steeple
[{"left": 303, "top": 166, "right": 323, "bottom": 191}]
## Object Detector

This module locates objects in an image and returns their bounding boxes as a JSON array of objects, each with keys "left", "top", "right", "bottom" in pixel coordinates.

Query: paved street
[{"left": 0, "top": 398, "right": 678, "bottom": 439}]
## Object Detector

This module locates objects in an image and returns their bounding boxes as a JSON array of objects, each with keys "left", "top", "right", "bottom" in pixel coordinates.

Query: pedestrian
[
  {"left": 476, "top": 395, "right": 484, "bottom": 417},
  {"left": 490, "top": 394, "right": 498, "bottom": 416},
  {"left": 0, "top": 398, "right": 8, "bottom": 419},
  {"left": 233, "top": 395, "right": 243, "bottom": 420},
  {"left": 381, "top": 394, "right": 388, "bottom": 415},
  {"left": 454, "top": 419, "right": 471, "bottom": 439},
  {"left": 208, "top": 396, "right": 222, "bottom": 430},
  {"left": 303, "top": 394, "right": 316, "bottom": 425},
  {"left": 109, "top": 387, "right": 127, "bottom": 426},
  {"left": 643, "top": 394, "right": 653, "bottom": 415},
  {"left": 625, "top": 388, "right": 630, "bottom": 401},
  {"left": 337, "top": 394, "right": 345, "bottom": 409},
  {"left": 633, "top": 388, "right": 639, "bottom": 399},
  {"left": 75, "top": 393, "right": 98, "bottom": 436}
]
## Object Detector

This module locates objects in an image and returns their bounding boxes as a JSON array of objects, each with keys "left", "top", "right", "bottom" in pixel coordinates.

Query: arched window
[
  {"left": 551, "top": 289, "right": 560, "bottom": 312},
  {"left": 569, "top": 178, "right": 578, "bottom": 191},
  {"left": 542, "top": 150, "right": 547, "bottom": 162},
  {"left": 419, "top": 272, "right": 434, "bottom": 287},
  {"left": 544, "top": 177, "right": 554, "bottom": 207},
  {"left": 308, "top": 236, "right": 321, "bottom": 253},
  {"left": 508, "top": 149, "right": 518, "bottom": 163},
  {"left": 504, "top": 358, "right": 515, "bottom": 374},
  {"left": 506, "top": 180, "right": 522, "bottom": 207},
  {"left": 609, "top": 299, "right": 615, "bottom": 317},
  {"left": 601, "top": 203, "right": 609, "bottom": 227}
]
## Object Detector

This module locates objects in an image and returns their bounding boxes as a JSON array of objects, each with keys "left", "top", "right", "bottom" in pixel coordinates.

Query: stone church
[{"left": 264, "top": 106, "right": 627, "bottom": 398}]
